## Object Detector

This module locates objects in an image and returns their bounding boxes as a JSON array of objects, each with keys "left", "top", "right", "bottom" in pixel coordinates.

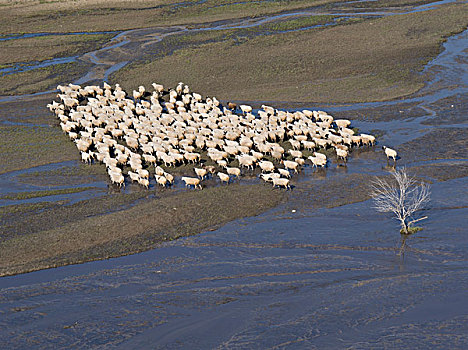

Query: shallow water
[{"left": 0, "top": 177, "right": 466, "bottom": 348}]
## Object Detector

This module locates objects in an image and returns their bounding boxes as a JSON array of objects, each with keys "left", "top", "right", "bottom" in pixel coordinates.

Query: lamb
[
  {"left": 181, "top": 176, "right": 202, "bottom": 189},
  {"left": 382, "top": 146, "right": 397, "bottom": 162}
]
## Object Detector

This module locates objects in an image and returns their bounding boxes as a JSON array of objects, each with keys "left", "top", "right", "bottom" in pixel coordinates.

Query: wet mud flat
[
  {"left": 0, "top": 0, "right": 467, "bottom": 348},
  {"left": 0, "top": 176, "right": 466, "bottom": 348}
]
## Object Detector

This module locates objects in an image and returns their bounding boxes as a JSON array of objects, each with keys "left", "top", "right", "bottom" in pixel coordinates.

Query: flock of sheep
[{"left": 47, "top": 82, "right": 378, "bottom": 190}]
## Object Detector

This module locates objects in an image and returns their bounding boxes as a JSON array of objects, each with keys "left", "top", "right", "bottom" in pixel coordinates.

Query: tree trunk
[{"left": 400, "top": 219, "right": 408, "bottom": 234}]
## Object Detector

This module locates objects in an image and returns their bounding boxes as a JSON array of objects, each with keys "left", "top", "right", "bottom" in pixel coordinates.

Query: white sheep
[
  {"left": 278, "top": 168, "right": 290, "bottom": 178},
  {"left": 259, "top": 160, "right": 275, "bottom": 173},
  {"left": 382, "top": 146, "right": 397, "bottom": 161},
  {"left": 272, "top": 177, "right": 291, "bottom": 190},
  {"left": 282, "top": 160, "right": 299, "bottom": 173},
  {"left": 194, "top": 167, "right": 208, "bottom": 180},
  {"left": 181, "top": 176, "right": 202, "bottom": 189},
  {"left": 336, "top": 148, "right": 348, "bottom": 162},
  {"left": 217, "top": 172, "right": 230, "bottom": 184},
  {"left": 239, "top": 104, "right": 252, "bottom": 115},
  {"left": 225, "top": 167, "right": 241, "bottom": 178},
  {"left": 155, "top": 175, "right": 168, "bottom": 187}
]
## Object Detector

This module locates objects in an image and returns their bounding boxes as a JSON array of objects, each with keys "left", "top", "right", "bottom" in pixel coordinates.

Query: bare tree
[{"left": 371, "top": 168, "right": 430, "bottom": 234}]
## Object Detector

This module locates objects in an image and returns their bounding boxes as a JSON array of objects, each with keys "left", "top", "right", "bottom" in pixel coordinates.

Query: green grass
[{"left": 0, "top": 187, "right": 98, "bottom": 200}]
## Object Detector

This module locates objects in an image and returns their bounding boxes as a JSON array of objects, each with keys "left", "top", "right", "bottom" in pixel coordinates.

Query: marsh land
[{"left": 0, "top": 0, "right": 467, "bottom": 348}]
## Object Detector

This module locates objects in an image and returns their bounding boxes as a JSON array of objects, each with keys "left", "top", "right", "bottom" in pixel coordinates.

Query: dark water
[{"left": 0, "top": 177, "right": 466, "bottom": 348}]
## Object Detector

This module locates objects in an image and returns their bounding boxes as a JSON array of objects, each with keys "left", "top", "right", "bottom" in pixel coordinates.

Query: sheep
[
  {"left": 217, "top": 172, "right": 230, "bottom": 184},
  {"left": 155, "top": 175, "right": 168, "bottom": 187},
  {"left": 81, "top": 151, "right": 92, "bottom": 163},
  {"left": 184, "top": 152, "right": 201, "bottom": 164},
  {"left": 336, "top": 148, "right": 348, "bottom": 163},
  {"left": 181, "top": 176, "right": 202, "bottom": 189},
  {"left": 236, "top": 154, "right": 255, "bottom": 170},
  {"left": 109, "top": 172, "right": 125, "bottom": 187},
  {"left": 137, "top": 168, "right": 149, "bottom": 179},
  {"left": 239, "top": 104, "right": 252, "bottom": 115},
  {"left": 260, "top": 172, "right": 280, "bottom": 183},
  {"left": 225, "top": 166, "right": 241, "bottom": 178},
  {"left": 259, "top": 160, "right": 275, "bottom": 173},
  {"left": 282, "top": 160, "right": 299, "bottom": 173},
  {"left": 128, "top": 171, "right": 140, "bottom": 183},
  {"left": 334, "top": 119, "right": 351, "bottom": 128},
  {"left": 272, "top": 177, "right": 291, "bottom": 190},
  {"left": 138, "top": 177, "right": 150, "bottom": 189},
  {"left": 155, "top": 166, "right": 165, "bottom": 176},
  {"left": 288, "top": 139, "right": 301, "bottom": 150},
  {"left": 164, "top": 172, "right": 174, "bottom": 185},
  {"left": 382, "top": 146, "right": 397, "bottom": 162},
  {"left": 278, "top": 168, "right": 291, "bottom": 178},
  {"left": 295, "top": 157, "right": 305, "bottom": 166},
  {"left": 289, "top": 149, "right": 303, "bottom": 159},
  {"left": 360, "top": 133, "right": 376, "bottom": 146},
  {"left": 194, "top": 167, "right": 208, "bottom": 180},
  {"left": 143, "top": 153, "right": 157, "bottom": 165},
  {"left": 313, "top": 152, "right": 327, "bottom": 161},
  {"left": 50, "top": 82, "right": 375, "bottom": 192},
  {"left": 308, "top": 156, "right": 327, "bottom": 168},
  {"left": 205, "top": 165, "right": 216, "bottom": 175}
]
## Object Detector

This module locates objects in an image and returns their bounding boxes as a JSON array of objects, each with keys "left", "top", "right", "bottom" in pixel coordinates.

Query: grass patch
[
  {"left": 0, "top": 124, "right": 78, "bottom": 174},
  {"left": 401, "top": 226, "right": 423, "bottom": 235},
  {"left": 0, "top": 61, "right": 91, "bottom": 95},
  {"left": 0, "top": 187, "right": 98, "bottom": 200},
  {"left": 0, "top": 33, "right": 116, "bottom": 65},
  {"left": 112, "top": 2, "right": 467, "bottom": 103},
  {"left": 0, "top": 201, "right": 67, "bottom": 216}
]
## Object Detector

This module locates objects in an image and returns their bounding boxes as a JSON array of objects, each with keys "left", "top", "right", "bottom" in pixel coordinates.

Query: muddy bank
[
  {"left": 0, "top": 183, "right": 284, "bottom": 276},
  {"left": 409, "top": 162, "right": 468, "bottom": 182},
  {"left": 399, "top": 128, "right": 468, "bottom": 162}
]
